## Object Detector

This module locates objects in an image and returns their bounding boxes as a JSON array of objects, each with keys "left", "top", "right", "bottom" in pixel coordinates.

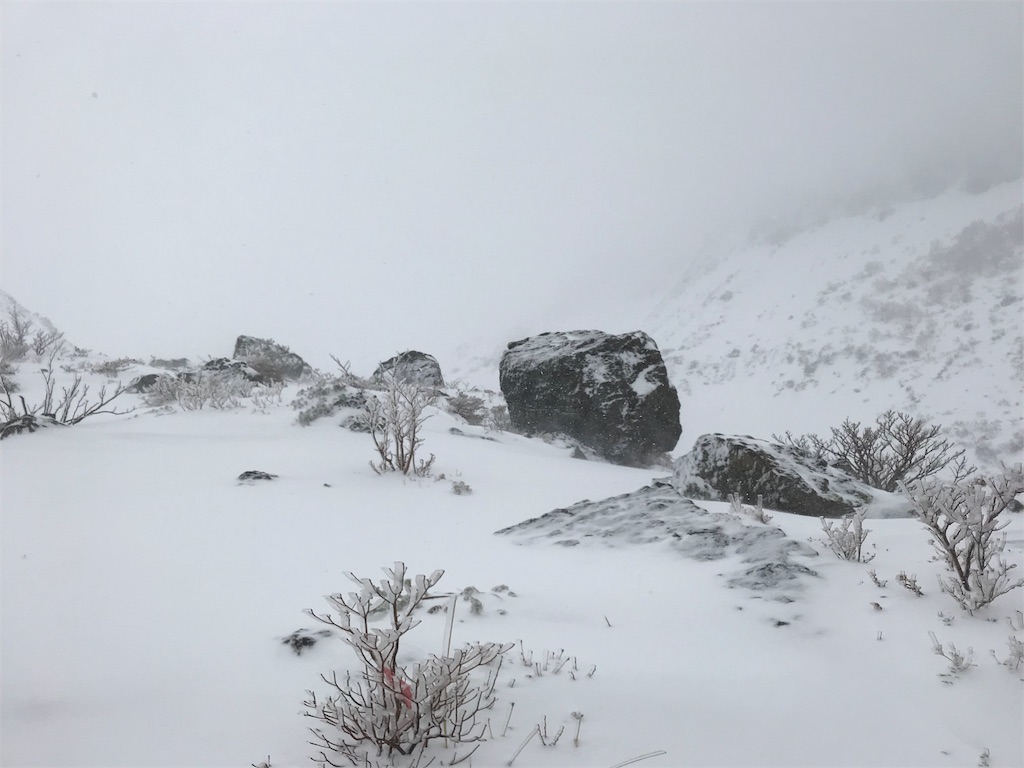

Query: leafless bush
[
  {"left": 303, "top": 562, "right": 512, "bottom": 764},
  {"left": 903, "top": 465, "right": 1024, "bottom": 613},
  {"left": 90, "top": 357, "right": 137, "bottom": 378},
  {"left": 928, "top": 630, "right": 976, "bottom": 683},
  {"left": 451, "top": 480, "right": 473, "bottom": 496},
  {"left": 31, "top": 328, "right": 64, "bottom": 358},
  {"left": 0, "top": 348, "right": 133, "bottom": 435},
  {"left": 446, "top": 392, "right": 486, "bottom": 426},
  {"left": 141, "top": 372, "right": 258, "bottom": 411},
  {"left": 485, "top": 404, "right": 511, "bottom": 433},
  {"left": 897, "top": 571, "right": 924, "bottom": 596},
  {"left": 775, "top": 410, "right": 974, "bottom": 491},
  {"left": 0, "top": 356, "right": 18, "bottom": 393},
  {"left": 367, "top": 373, "right": 435, "bottom": 476},
  {"left": 0, "top": 307, "right": 33, "bottom": 361},
  {"left": 820, "top": 509, "right": 874, "bottom": 562}
]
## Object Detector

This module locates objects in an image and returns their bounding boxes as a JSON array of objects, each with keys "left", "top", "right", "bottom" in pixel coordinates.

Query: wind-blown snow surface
[{"left": 2, "top": 370, "right": 1022, "bottom": 767}]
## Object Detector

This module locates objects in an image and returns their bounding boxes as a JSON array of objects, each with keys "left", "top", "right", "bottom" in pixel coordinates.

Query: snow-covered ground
[{"left": 2, "top": 361, "right": 1022, "bottom": 767}]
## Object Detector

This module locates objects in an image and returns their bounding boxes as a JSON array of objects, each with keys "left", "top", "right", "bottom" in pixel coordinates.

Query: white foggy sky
[{"left": 1, "top": 1, "right": 1021, "bottom": 375}]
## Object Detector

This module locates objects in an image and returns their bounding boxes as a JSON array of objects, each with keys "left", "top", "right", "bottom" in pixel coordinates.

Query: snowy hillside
[
  {"left": 642, "top": 181, "right": 1023, "bottom": 468},
  {"left": 0, "top": 288, "right": 67, "bottom": 345},
  {"left": 1, "top": 361, "right": 1022, "bottom": 768}
]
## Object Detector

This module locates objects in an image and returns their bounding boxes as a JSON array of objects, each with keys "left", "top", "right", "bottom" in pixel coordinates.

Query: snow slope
[
  {"left": 1, "top": 363, "right": 1022, "bottom": 768},
  {"left": 643, "top": 181, "right": 1023, "bottom": 468}
]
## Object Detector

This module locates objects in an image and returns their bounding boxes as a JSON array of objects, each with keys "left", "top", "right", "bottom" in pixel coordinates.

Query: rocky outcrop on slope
[
  {"left": 672, "top": 433, "right": 913, "bottom": 518},
  {"left": 233, "top": 336, "right": 312, "bottom": 381},
  {"left": 498, "top": 330, "right": 681, "bottom": 467},
  {"left": 374, "top": 351, "right": 445, "bottom": 388},
  {"left": 496, "top": 480, "right": 819, "bottom": 600}
]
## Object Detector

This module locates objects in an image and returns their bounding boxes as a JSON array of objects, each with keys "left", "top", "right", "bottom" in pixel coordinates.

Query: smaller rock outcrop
[
  {"left": 672, "top": 433, "right": 913, "bottom": 518},
  {"left": 201, "top": 358, "right": 266, "bottom": 383},
  {"left": 498, "top": 330, "right": 681, "bottom": 467},
  {"left": 125, "top": 373, "right": 160, "bottom": 394},
  {"left": 374, "top": 351, "right": 444, "bottom": 388},
  {"left": 233, "top": 336, "right": 312, "bottom": 381}
]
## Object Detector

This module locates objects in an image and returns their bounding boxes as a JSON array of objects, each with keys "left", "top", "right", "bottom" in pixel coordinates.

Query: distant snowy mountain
[
  {"left": 643, "top": 181, "right": 1023, "bottom": 469},
  {"left": 0, "top": 288, "right": 65, "bottom": 341}
]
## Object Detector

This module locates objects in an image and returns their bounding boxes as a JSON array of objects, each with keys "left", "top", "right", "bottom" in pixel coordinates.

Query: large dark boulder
[
  {"left": 233, "top": 336, "right": 312, "bottom": 381},
  {"left": 374, "top": 351, "right": 444, "bottom": 388},
  {"left": 498, "top": 330, "right": 681, "bottom": 467},
  {"left": 672, "top": 433, "right": 913, "bottom": 518}
]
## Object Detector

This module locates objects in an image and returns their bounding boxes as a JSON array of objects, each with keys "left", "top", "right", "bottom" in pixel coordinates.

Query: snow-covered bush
[
  {"left": 141, "top": 371, "right": 268, "bottom": 411},
  {"left": 991, "top": 611, "right": 1024, "bottom": 674},
  {"left": 776, "top": 410, "right": 974, "bottom": 491},
  {"left": 303, "top": 563, "right": 512, "bottom": 764},
  {"left": 928, "top": 630, "right": 976, "bottom": 683},
  {"left": 820, "top": 509, "right": 874, "bottom": 562},
  {"left": 904, "top": 465, "right": 1024, "bottom": 613},
  {"left": 367, "top": 373, "right": 435, "bottom": 476}
]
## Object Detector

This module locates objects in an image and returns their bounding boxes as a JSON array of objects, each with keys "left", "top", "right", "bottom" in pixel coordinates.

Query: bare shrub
[
  {"left": 303, "top": 562, "right": 512, "bottom": 764},
  {"left": 485, "top": 404, "right": 511, "bottom": 433},
  {"left": 0, "top": 307, "right": 33, "bottom": 361},
  {"left": 90, "top": 357, "right": 137, "bottom": 378},
  {"left": 366, "top": 373, "right": 435, "bottom": 476},
  {"left": 0, "top": 349, "right": 133, "bottom": 436},
  {"left": 141, "top": 372, "right": 258, "bottom": 411},
  {"left": 775, "top": 410, "right": 974, "bottom": 491},
  {"left": 446, "top": 392, "right": 486, "bottom": 426},
  {"left": 820, "top": 509, "right": 874, "bottom": 562},
  {"left": 904, "top": 465, "right": 1024, "bottom": 613},
  {"left": 31, "top": 328, "right": 64, "bottom": 358}
]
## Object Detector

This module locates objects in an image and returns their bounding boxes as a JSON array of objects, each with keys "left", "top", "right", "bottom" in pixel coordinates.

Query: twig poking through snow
[
  {"left": 606, "top": 750, "right": 668, "bottom": 768},
  {"left": 506, "top": 725, "right": 539, "bottom": 766}
]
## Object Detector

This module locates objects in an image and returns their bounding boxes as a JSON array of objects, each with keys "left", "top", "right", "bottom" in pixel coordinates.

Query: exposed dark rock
[
  {"left": 498, "top": 330, "right": 681, "bottom": 467},
  {"left": 0, "top": 414, "right": 64, "bottom": 440},
  {"left": 374, "top": 351, "right": 445, "bottom": 388},
  {"left": 233, "top": 336, "right": 312, "bottom": 381},
  {"left": 238, "top": 470, "right": 278, "bottom": 482},
  {"left": 282, "top": 628, "right": 332, "bottom": 655},
  {"left": 125, "top": 373, "right": 160, "bottom": 393},
  {"left": 673, "top": 433, "right": 914, "bottom": 518}
]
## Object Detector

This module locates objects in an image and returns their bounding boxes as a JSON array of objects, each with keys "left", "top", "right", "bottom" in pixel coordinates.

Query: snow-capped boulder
[
  {"left": 498, "top": 330, "right": 681, "bottom": 467},
  {"left": 374, "top": 351, "right": 445, "bottom": 388},
  {"left": 232, "top": 335, "right": 312, "bottom": 381},
  {"left": 673, "top": 433, "right": 913, "bottom": 518}
]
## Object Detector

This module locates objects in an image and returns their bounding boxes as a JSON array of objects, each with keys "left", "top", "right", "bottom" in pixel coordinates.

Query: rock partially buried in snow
[
  {"left": 237, "top": 470, "right": 278, "bottom": 482},
  {"left": 672, "top": 433, "right": 915, "bottom": 518},
  {"left": 374, "top": 351, "right": 445, "bottom": 388},
  {"left": 233, "top": 335, "right": 312, "bottom": 382},
  {"left": 496, "top": 479, "right": 819, "bottom": 600},
  {"left": 498, "top": 330, "right": 681, "bottom": 467}
]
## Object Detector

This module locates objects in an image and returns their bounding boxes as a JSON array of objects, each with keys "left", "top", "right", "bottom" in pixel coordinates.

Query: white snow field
[{"left": 1, "top": 366, "right": 1022, "bottom": 767}]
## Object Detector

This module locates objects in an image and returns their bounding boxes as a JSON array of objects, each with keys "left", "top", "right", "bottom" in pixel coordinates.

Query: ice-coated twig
[
  {"left": 607, "top": 750, "right": 668, "bottom": 768},
  {"left": 506, "top": 725, "right": 539, "bottom": 766}
]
